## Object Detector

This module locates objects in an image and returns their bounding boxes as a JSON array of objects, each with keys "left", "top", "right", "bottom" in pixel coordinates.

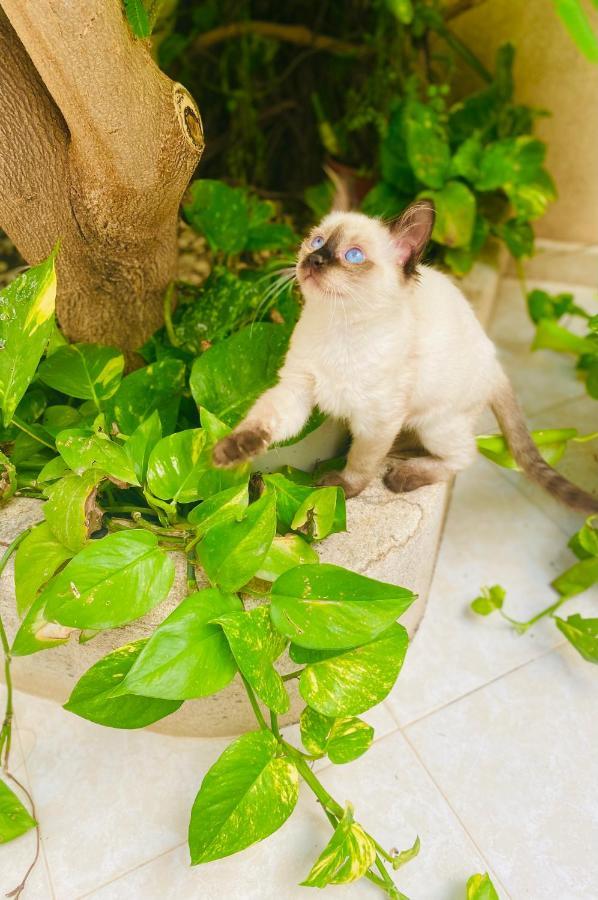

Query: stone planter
[{"left": 0, "top": 251, "right": 504, "bottom": 737}]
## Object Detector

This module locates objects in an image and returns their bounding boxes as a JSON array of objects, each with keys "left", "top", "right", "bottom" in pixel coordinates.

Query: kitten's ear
[{"left": 390, "top": 200, "right": 435, "bottom": 275}]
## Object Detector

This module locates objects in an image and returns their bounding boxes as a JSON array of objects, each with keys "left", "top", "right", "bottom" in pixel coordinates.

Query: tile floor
[{"left": 1, "top": 243, "right": 597, "bottom": 900}]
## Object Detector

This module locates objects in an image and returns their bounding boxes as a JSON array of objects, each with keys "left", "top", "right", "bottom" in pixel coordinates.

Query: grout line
[
  {"left": 400, "top": 728, "right": 514, "bottom": 900},
  {"left": 390, "top": 642, "right": 562, "bottom": 731},
  {"left": 75, "top": 841, "right": 186, "bottom": 899}
]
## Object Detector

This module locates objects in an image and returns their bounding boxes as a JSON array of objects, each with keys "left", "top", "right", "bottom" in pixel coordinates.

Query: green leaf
[
  {"left": 37, "top": 343, "right": 124, "bottom": 403},
  {"left": 64, "top": 640, "right": 182, "bottom": 727},
  {"left": 255, "top": 534, "right": 319, "bottom": 581},
  {"left": 41, "top": 530, "right": 174, "bottom": 629},
  {"left": 103, "top": 358, "right": 186, "bottom": 436},
  {"left": 188, "top": 730, "right": 299, "bottom": 864},
  {"left": 0, "top": 779, "right": 36, "bottom": 844},
  {"left": 291, "top": 487, "right": 346, "bottom": 541},
  {"left": 385, "top": 0, "right": 414, "bottom": 24},
  {"left": 270, "top": 564, "right": 414, "bottom": 649},
  {"left": 495, "top": 219, "right": 535, "bottom": 259},
  {"left": 569, "top": 519, "right": 598, "bottom": 559},
  {"left": 451, "top": 134, "right": 483, "bottom": 182},
  {"left": 146, "top": 428, "right": 209, "bottom": 502},
  {"left": 552, "top": 556, "right": 598, "bottom": 598},
  {"left": 0, "top": 450, "right": 16, "bottom": 504},
  {"left": 470, "top": 584, "right": 505, "bottom": 616},
  {"left": 14, "top": 521, "right": 72, "bottom": 617},
  {"left": 554, "top": 614, "right": 598, "bottom": 663},
  {"left": 183, "top": 180, "right": 250, "bottom": 254},
  {"left": 263, "top": 472, "right": 314, "bottom": 530},
  {"left": 509, "top": 169, "right": 557, "bottom": 221},
  {"left": 56, "top": 428, "right": 139, "bottom": 484},
  {"left": 124, "top": 0, "right": 151, "bottom": 38},
  {"left": 215, "top": 606, "right": 289, "bottom": 714},
  {"left": 37, "top": 455, "right": 69, "bottom": 484},
  {"left": 42, "top": 404, "right": 83, "bottom": 437},
  {"left": 44, "top": 469, "right": 105, "bottom": 552},
  {"left": 299, "top": 624, "right": 409, "bottom": 716},
  {"left": 190, "top": 323, "right": 290, "bottom": 428},
  {"left": 245, "top": 222, "right": 297, "bottom": 252},
  {"left": 391, "top": 835, "right": 420, "bottom": 870},
  {"left": 301, "top": 805, "right": 376, "bottom": 887},
  {"left": 194, "top": 407, "right": 251, "bottom": 498},
  {"left": 197, "top": 491, "right": 276, "bottom": 591},
  {"left": 527, "top": 289, "right": 576, "bottom": 324},
  {"left": 124, "top": 410, "right": 162, "bottom": 483},
  {"left": 421, "top": 181, "right": 476, "bottom": 248},
  {"left": 477, "top": 428, "right": 579, "bottom": 469},
  {"left": 116, "top": 589, "right": 241, "bottom": 699},
  {"left": 187, "top": 483, "right": 249, "bottom": 536},
  {"left": 553, "top": 0, "right": 598, "bottom": 63},
  {"left": 466, "top": 872, "right": 500, "bottom": 900},
  {"left": 11, "top": 592, "right": 74, "bottom": 657},
  {"left": 300, "top": 707, "right": 374, "bottom": 764},
  {"left": 475, "top": 136, "right": 545, "bottom": 191},
  {"left": 532, "top": 319, "right": 596, "bottom": 356},
  {"left": 0, "top": 251, "right": 56, "bottom": 426},
  {"left": 404, "top": 101, "right": 451, "bottom": 189}
]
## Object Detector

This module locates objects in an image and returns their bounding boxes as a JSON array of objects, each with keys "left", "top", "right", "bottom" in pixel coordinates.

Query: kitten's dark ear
[{"left": 390, "top": 200, "right": 435, "bottom": 276}]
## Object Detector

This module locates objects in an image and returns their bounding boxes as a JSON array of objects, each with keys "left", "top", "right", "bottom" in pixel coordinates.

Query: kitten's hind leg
[
  {"left": 320, "top": 421, "right": 401, "bottom": 498},
  {"left": 384, "top": 414, "right": 477, "bottom": 493}
]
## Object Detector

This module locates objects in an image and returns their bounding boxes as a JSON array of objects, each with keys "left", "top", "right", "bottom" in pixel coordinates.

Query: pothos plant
[
  {"left": 0, "top": 252, "right": 421, "bottom": 897},
  {"left": 471, "top": 284, "right": 598, "bottom": 663}
]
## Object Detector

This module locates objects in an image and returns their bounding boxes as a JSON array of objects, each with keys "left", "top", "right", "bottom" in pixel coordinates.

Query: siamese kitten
[{"left": 213, "top": 201, "right": 598, "bottom": 514}]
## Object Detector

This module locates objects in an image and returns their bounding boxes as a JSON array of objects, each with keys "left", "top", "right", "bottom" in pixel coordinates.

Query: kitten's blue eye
[
  {"left": 345, "top": 247, "right": 365, "bottom": 264},
  {"left": 310, "top": 235, "right": 324, "bottom": 249}
]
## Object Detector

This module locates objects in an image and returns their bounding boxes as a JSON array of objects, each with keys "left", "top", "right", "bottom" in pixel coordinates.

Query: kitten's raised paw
[
  {"left": 212, "top": 427, "right": 270, "bottom": 468},
  {"left": 317, "top": 471, "right": 363, "bottom": 499}
]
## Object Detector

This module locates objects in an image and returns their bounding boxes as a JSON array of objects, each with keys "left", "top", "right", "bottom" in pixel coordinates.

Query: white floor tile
[
  {"left": 404, "top": 646, "right": 598, "bottom": 900},
  {"left": 83, "top": 731, "right": 500, "bottom": 900},
  {"left": 387, "top": 460, "right": 575, "bottom": 726},
  {"left": 10, "top": 690, "right": 231, "bottom": 899}
]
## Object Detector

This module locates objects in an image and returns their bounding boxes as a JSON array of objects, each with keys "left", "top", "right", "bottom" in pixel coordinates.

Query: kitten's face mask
[{"left": 296, "top": 201, "right": 435, "bottom": 306}]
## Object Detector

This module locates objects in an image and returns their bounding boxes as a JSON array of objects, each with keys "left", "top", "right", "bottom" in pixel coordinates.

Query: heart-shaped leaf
[
  {"left": 187, "top": 483, "right": 249, "bottom": 536},
  {"left": 146, "top": 428, "right": 208, "bottom": 502},
  {"left": 188, "top": 730, "right": 299, "bottom": 863},
  {"left": 14, "top": 521, "right": 72, "bottom": 617},
  {"left": 255, "top": 534, "right": 319, "bottom": 581},
  {"left": 0, "top": 779, "right": 36, "bottom": 844},
  {"left": 299, "top": 707, "right": 374, "bottom": 764},
  {"left": 215, "top": 607, "right": 289, "bottom": 714},
  {"left": 44, "top": 469, "right": 105, "bottom": 552},
  {"left": 554, "top": 614, "right": 598, "bottom": 663},
  {"left": 466, "top": 872, "right": 500, "bottom": 900},
  {"left": 116, "top": 589, "right": 242, "bottom": 699},
  {"left": 37, "top": 343, "right": 124, "bottom": 403},
  {"left": 477, "top": 428, "right": 579, "bottom": 469},
  {"left": 41, "top": 530, "right": 174, "bottom": 629},
  {"left": 56, "top": 428, "right": 139, "bottom": 484},
  {"left": 291, "top": 487, "right": 346, "bottom": 540},
  {"left": 271, "top": 564, "right": 414, "bottom": 649},
  {"left": 301, "top": 805, "right": 376, "bottom": 887},
  {"left": 103, "top": 358, "right": 186, "bottom": 436},
  {"left": 552, "top": 557, "right": 598, "bottom": 598},
  {"left": 0, "top": 250, "right": 56, "bottom": 426},
  {"left": 124, "top": 411, "right": 162, "bottom": 483},
  {"left": 197, "top": 491, "right": 276, "bottom": 591},
  {"left": 263, "top": 472, "right": 314, "bottom": 530},
  {"left": 298, "top": 624, "right": 408, "bottom": 716},
  {"left": 64, "top": 641, "right": 182, "bottom": 728},
  {"left": 11, "top": 592, "right": 75, "bottom": 657}
]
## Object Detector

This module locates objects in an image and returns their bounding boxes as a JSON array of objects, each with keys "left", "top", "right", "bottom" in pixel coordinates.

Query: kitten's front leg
[
  {"left": 319, "top": 419, "right": 402, "bottom": 498},
  {"left": 212, "top": 373, "right": 315, "bottom": 468}
]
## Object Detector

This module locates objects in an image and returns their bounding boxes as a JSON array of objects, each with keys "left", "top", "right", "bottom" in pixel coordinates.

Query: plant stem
[
  {"left": 194, "top": 21, "right": 366, "bottom": 56},
  {"left": 0, "top": 530, "right": 32, "bottom": 767},
  {"left": 11, "top": 416, "right": 55, "bottom": 450},
  {"left": 163, "top": 282, "right": 180, "bottom": 347},
  {"left": 500, "top": 595, "right": 568, "bottom": 633},
  {"left": 240, "top": 676, "right": 268, "bottom": 730},
  {"left": 270, "top": 710, "right": 281, "bottom": 739},
  {"left": 282, "top": 668, "right": 304, "bottom": 682},
  {"left": 102, "top": 505, "right": 160, "bottom": 517}
]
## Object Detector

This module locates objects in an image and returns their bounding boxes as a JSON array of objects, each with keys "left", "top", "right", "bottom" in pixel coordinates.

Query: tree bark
[{"left": 0, "top": 0, "right": 204, "bottom": 360}]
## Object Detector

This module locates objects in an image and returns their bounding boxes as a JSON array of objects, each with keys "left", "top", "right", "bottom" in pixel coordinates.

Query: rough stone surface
[{"left": 0, "top": 257, "right": 502, "bottom": 737}]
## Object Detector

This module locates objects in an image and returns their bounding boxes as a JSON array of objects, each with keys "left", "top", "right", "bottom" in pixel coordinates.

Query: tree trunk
[{"left": 0, "top": 0, "right": 204, "bottom": 361}]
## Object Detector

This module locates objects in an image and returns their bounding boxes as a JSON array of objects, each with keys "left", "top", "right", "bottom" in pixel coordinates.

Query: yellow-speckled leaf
[
  {"left": 14, "top": 521, "right": 72, "bottom": 617},
  {"left": 56, "top": 428, "right": 139, "bottom": 485},
  {"left": 0, "top": 251, "right": 56, "bottom": 426},
  {"left": 299, "top": 624, "right": 408, "bottom": 716},
  {"left": 189, "top": 730, "right": 299, "bottom": 863},
  {"left": 0, "top": 779, "right": 36, "bottom": 844},
  {"left": 301, "top": 805, "right": 376, "bottom": 887},
  {"left": 44, "top": 469, "right": 105, "bottom": 552},
  {"left": 37, "top": 343, "right": 124, "bottom": 403},
  {"left": 215, "top": 607, "right": 289, "bottom": 713},
  {"left": 299, "top": 707, "right": 373, "bottom": 764},
  {"left": 146, "top": 428, "right": 208, "bottom": 502},
  {"left": 467, "top": 872, "right": 500, "bottom": 900}
]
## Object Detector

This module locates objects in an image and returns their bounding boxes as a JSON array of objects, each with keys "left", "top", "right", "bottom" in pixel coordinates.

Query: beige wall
[{"left": 451, "top": 0, "right": 598, "bottom": 242}]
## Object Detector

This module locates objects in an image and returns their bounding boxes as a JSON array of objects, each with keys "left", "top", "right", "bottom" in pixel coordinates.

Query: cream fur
[{"left": 214, "top": 209, "right": 504, "bottom": 495}]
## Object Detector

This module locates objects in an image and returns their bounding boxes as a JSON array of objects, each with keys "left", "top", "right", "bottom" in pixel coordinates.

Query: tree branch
[{"left": 194, "top": 20, "right": 366, "bottom": 56}]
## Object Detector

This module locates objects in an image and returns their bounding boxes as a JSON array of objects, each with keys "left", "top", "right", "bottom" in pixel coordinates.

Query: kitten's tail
[{"left": 491, "top": 371, "right": 598, "bottom": 514}]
